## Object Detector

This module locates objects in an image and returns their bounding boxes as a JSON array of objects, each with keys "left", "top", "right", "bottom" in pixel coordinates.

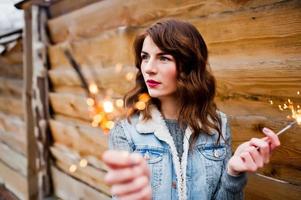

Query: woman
[{"left": 102, "top": 19, "right": 280, "bottom": 200}]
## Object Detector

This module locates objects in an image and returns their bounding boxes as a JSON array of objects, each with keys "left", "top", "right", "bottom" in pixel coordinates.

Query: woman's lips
[{"left": 146, "top": 80, "right": 161, "bottom": 87}]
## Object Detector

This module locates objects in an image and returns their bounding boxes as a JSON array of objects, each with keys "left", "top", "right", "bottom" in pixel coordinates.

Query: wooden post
[
  {"left": 23, "top": 4, "right": 52, "bottom": 200},
  {"left": 31, "top": 5, "right": 52, "bottom": 199},
  {"left": 23, "top": 6, "right": 38, "bottom": 200}
]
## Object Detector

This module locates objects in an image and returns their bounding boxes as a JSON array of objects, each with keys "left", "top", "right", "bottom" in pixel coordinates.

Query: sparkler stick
[{"left": 275, "top": 120, "right": 297, "bottom": 136}]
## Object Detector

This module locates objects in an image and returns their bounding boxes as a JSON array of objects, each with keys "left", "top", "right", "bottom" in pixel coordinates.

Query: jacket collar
[{"left": 135, "top": 105, "right": 191, "bottom": 200}]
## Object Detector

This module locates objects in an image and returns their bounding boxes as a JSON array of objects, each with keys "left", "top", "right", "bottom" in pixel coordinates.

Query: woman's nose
[{"left": 144, "top": 58, "right": 157, "bottom": 74}]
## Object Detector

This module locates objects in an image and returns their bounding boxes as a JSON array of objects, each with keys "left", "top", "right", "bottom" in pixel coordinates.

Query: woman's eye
[
  {"left": 141, "top": 54, "right": 149, "bottom": 60},
  {"left": 160, "top": 56, "right": 170, "bottom": 61}
]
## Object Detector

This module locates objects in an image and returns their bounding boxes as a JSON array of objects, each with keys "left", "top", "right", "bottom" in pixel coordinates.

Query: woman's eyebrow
[
  {"left": 141, "top": 51, "right": 171, "bottom": 56},
  {"left": 157, "top": 52, "right": 170, "bottom": 56}
]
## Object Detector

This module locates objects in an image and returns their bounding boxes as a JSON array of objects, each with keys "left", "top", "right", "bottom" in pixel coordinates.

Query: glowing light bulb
[
  {"left": 115, "top": 99, "right": 124, "bottom": 108},
  {"left": 103, "top": 101, "right": 114, "bottom": 113},
  {"left": 91, "top": 121, "right": 99, "bottom": 127},
  {"left": 89, "top": 83, "right": 98, "bottom": 94},
  {"left": 139, "top": 93, "right": 150, "bottom": 102},
  {"left": 135, "top": 101, "right": 146, "bottom": 110},
  {"left": 93, "top": 114, "right": 103, "bottom": 123},
  {"left": 105, "top": 121, "right": 115, "bottom": 129},
  {"left": 126, "top": 72, "right": 134, "bottom": 81},
  {"left": 69, "top": 165, "right": 77, "bottom": 173},
  {"left": 86, "top": 98, "right": 95, "bottom": 106},
  {"left": 79, "top": 159, "right": 88, "bottom": 168}
]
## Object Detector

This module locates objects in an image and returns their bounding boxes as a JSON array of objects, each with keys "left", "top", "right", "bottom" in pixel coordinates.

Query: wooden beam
[
  {"left": 0, "top": 142, "right": 27, "bottom": 176},
  {"left": 0, "top": 96, "right": 23, "bottom": 118},
  {"left": 0, "top": 64, "right": 23, "bottom": 79},
  {"left": 30, "top": 5, "right": 52, "bottom": 197},
  {"left": 23, "top": 6, "right": 38, "bottom": 200},
  {"left": 50, "top": 143, "right": 110, "bottom": 195},
  {"left": 52, "top": 166, "right": 110, "bottom": 200},
  {"left": 0, "top": 77, "right": 23, "bottom": 97},
  {"left": 0, "top": 130, "right": 26, "bottom": 156},
  {"left": 245, "top": 173, "right": 301, "bottom": 200},
  {"left": 0, "top": 112, "right": 25, "bottom": 136},
  {"left": 49, "top": 117, "right": 108, "bottom": 159},
  {"left": 47, "top": 0, "right": 284, "bottom": 44},
  {"left": 0, "top": 161, "right": 28, "bottom": 200},
  {"left": 49, "top": 0, "right": 101, "bottom": 18},
  {"left": 48, "top": 66, "right": 136, "bottom": 96}
]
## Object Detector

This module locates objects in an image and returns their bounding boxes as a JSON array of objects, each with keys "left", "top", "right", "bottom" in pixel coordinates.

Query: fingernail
[{"left": 263, "top": 127, "right": 269, "bottom": 133}]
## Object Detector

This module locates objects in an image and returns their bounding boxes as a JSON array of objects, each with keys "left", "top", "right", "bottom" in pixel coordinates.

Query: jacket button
[
  {"left": 214, "top": 150, "right": 219, "bottom": 158},
  {"left": 172, "top": 181, "right": 177, "bottom": 189}
]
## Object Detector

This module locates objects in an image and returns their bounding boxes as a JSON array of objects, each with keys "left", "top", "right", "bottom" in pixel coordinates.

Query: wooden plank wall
[
  {"left": 0, "top": 39, "right": 29, "bottom": 199},
  {"left": 46, "top": 0, "right": 301, "bottom": 199}
]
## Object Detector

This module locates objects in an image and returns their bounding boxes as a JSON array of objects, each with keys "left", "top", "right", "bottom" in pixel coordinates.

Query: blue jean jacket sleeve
[
  {"left": 108, "top": 121, "right": 135, "bottom": 200},
  {"left": 108, "top": 121, "right": 134, "bottom": 152},
  {"left": 213, "top": 121, "right": 247, "bottom": 200}
]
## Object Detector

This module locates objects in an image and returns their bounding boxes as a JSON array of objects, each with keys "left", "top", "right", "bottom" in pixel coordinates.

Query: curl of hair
[{"left": 125, "top": 19, "right": 222, "bottom": 146}]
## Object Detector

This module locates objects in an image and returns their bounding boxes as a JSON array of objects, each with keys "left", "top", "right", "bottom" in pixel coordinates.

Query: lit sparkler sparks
[
  {"left": 270, "top": 94, "right": 301, "bottom": 136},
  {"left": 64, "top": 49, "right": 150, "bottom": 134}
]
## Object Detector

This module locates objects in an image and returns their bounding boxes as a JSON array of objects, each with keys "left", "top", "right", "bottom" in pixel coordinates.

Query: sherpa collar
[{"left": 135, "top": 106, "right": 191, "bottom": 200}]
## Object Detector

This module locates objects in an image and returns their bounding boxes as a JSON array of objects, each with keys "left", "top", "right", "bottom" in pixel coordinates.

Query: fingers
[
  {"left": 111, "top": 175, "right": 149, "bottom": 197},
  {"left": 262, "top": 127, "right": 281, "bottom": 151},
  {"left": 105, "top": 162, "right": 148, "bottom": 185},
  {"left": 118, "top": 184, "right": 152, "bottom": 200},
  {"left": 102, "top": 151, "right": 143, "bottom": 169},
  {"left": 230, "top": 129, "right": 281, "bottom": 174},
  {"left": 240, "top": 151, "right": 258, "bottom": 172},
  {"left": 102, "top": 150, "right": 152, "bottom": 199},
  {"left": 249, "top": 138, "right": 270, "bottom": 164}
]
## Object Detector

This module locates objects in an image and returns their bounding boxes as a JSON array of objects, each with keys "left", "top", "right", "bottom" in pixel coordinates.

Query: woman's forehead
[{"left": 141, "top": 36, "right": 168, "bottom": 55}]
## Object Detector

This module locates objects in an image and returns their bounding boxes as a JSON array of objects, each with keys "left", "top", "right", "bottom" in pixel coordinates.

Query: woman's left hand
[{"left": 227, "top": 127, "right": 280, "bottom": 176}]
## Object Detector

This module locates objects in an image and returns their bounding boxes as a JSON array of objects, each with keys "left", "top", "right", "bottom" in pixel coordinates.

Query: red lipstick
[{"left": 146, "top": 79, "right": 161, "bottom": 87}]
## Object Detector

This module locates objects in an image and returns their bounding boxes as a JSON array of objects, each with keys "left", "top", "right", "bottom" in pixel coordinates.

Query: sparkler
[
  {"left": 268, "top": 91, "right": 301, "bottom": 137},
  {"left": 63, "top": 49, "right": 150, "bottom": 134},
  {"left": 63, "top": 50, "right": 151, "bottom": 173},
  {"left": 64, "top": 49, "right": 115, "bottom": 133}
]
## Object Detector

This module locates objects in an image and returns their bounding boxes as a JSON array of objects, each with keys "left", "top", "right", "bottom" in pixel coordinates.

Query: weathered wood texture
[
  {"left": 0, "top": 142, "right": 27, "bottom": 176},
  {"left": 48, "top": 66, "right": 136, "bottom": 96},
  {"left": 0, "top": 77, "right": 23, "bottom": 97},
  {"left": 49, "top": 0, "right": 101, "bottom": 18},
  {"left": 52, "top": 166, "right": 110, "bottom": 200},
  {"left": 0, "top": 40, "right": 23, "bottom": 79},
  {"left": 0, "top": 96, "right": 23, "bottom": 117},
  {"left": 30, "top": 5, "right": 53, "bottom": 198},
  {"left": 0, "top": 161, "right": 28, "bottom": 200},
  {"left": 49, "top": 117, "right": 108, "bottom": 159},
  {"left": 47, "top": 0, "right": 285, "bottom": 44},
  {"left": 245, "top": 173, "right": 301, "bottom": 200},
  {"left": 0, "top": 11, "right": 27, "bottom": 200},
  {"left": 46, "top": 0, "right": 301, "bottom": 199},
  {"left": 0, "top": 112, "right": 25, "bottom": 140},
  {"left": 51, "top": 143, "right": 110, "bottom": 195}
]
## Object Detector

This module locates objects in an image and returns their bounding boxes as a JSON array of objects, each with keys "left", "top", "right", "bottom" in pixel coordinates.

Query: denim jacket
[{"left": 109, "top": 106, "right": 247, "bottom": 200}]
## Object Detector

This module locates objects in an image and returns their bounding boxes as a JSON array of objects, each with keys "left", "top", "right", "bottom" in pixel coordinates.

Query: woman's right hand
[{"left": 102, "top": 150, "right": 152, "bottom": 200}]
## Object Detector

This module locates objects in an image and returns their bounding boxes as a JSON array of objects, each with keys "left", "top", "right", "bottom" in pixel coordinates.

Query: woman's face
[{"left": 141, "top": 36, "right": 177, "bottom": 101}]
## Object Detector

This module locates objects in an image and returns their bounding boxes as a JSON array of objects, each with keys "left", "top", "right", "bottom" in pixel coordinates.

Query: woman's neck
[{"left": 159, "top": 97, "right": 179, "bottom": 120}]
